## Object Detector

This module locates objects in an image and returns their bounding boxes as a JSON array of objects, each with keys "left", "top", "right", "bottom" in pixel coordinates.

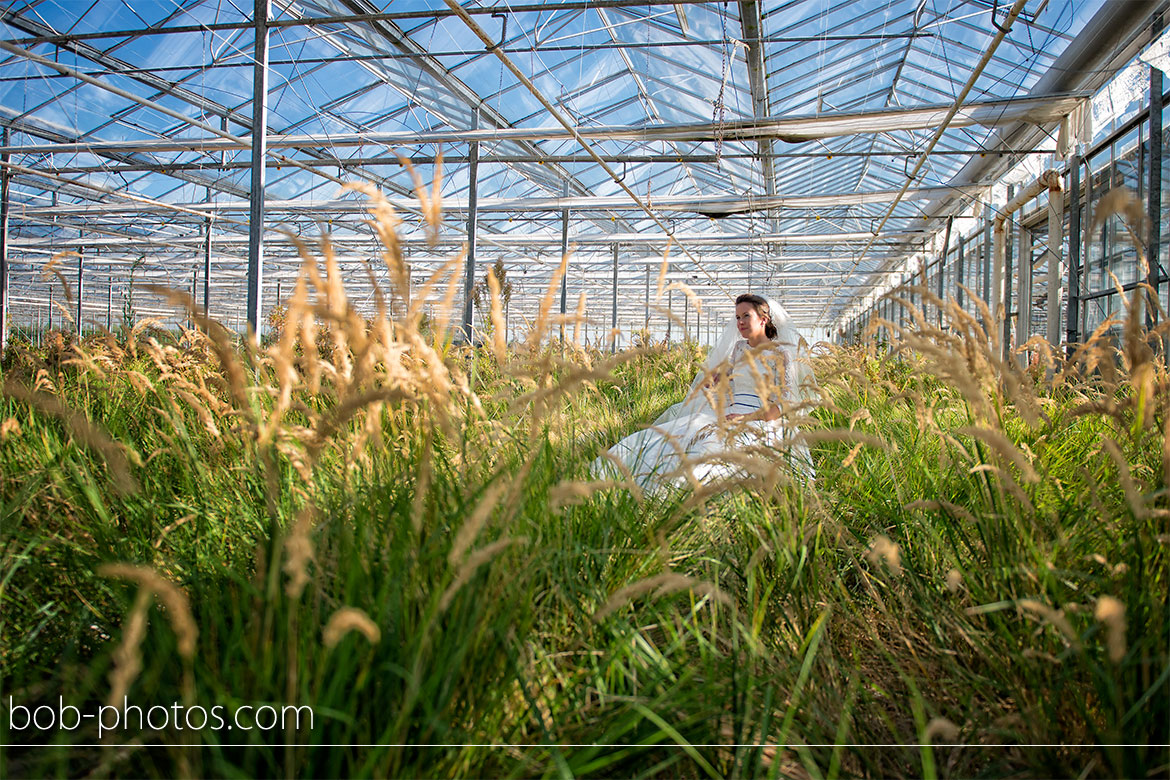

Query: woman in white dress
[{"left": 595, "top": 294, "right": 815, "bottom": 489}]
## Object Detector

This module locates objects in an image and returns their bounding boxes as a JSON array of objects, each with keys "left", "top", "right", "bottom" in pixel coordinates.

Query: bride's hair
[{"left": 735, "top": 294, "right": 777, "bottom": 340}]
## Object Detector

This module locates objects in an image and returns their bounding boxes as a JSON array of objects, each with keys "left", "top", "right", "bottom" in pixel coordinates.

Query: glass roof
[{"left": 0, "top": 0, "right": 1153, "bottom": 336}]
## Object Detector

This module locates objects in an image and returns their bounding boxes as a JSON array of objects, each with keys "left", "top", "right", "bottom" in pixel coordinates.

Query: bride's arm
[{"left": 725, "top": 348, "right": 786, "bottom": 421}]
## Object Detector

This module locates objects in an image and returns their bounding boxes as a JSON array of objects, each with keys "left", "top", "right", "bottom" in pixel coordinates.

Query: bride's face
[{"left": 735, "top": 302, "right": 769, "bottom": 344}]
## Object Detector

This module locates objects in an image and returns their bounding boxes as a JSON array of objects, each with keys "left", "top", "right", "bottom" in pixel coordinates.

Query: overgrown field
[{"left": 1, "top": 221, "right": 1167, "bottom": 777}]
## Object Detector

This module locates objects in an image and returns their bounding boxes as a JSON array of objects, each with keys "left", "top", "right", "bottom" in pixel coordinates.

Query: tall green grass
[{"left": 1, "top": 195, "right": 1167, "bottom": 778}]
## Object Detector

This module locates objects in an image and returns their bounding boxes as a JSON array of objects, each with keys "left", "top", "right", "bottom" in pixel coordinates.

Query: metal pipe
[{"left": 245, "top": 0, "right": 270, "bottom": 339}]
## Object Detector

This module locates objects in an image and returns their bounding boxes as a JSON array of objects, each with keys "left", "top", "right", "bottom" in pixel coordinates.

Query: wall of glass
[{"left": 845, "top": 86, "right": 1170, "bottom": 359}]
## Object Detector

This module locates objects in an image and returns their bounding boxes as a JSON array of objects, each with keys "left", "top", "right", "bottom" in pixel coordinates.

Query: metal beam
[
  {"left": 29, "top": 148, "right": 1060, "bottom": 176},
  {"left": 0, "top": 95, "right": 1088, "bottom": 156},
  {"left": 2, "top": 0, "right": 724, "bottom": 44},
  {"left": 9, "top": 184, "right": 979, "bottom": 218},
  {"left": 9, "top": 230, "right": 925, "bottom": 251}
]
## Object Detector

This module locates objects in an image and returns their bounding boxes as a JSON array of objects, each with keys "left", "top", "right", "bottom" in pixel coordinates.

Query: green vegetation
[{"left": 0, "top": 236, "right": 1166, "bottom": 778}]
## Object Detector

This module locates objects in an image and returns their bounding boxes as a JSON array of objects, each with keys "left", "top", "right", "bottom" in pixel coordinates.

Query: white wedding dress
[{"left": 594, "top": 297, "right": 816, "bottom": 489}]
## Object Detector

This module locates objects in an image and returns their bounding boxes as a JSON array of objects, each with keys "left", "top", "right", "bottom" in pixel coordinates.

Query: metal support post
[
  {"left": 1004, "top": 185, "right": 1015, "bottom": 360},
  {"left": 203, "top": 216, "right": 212, "bottom": 319},
  {"left": 644, "top": 264, "right": 650, "bottom": 333},
  {"left": 48, "top": 287, "right": 53, "bottom": 331},
  {"left": 1046, "top": 179, "right": 1065, "bottom": 350},
  {"left": 107, "top": 270, "right": 113, "bottom": 331},
  {"left": 1067, "top": 156, "right": 1082, "bottom": 353},
  {"left": 559, "top": 180, "right": 569, "bottom": 345},
  {"left": 610, "top": 243, "right": 618, "bottom": 353},
  {"left": 1148, "top": 25, "right": 1163, "bottom": 336},
  {"left": 76, "top": 247, "right": 84, "bottom": 336},
  {"left": 245, "top": 0, "right": 270, "bottom": 339},
  {"left": 461, "top": 114, "right": 480, "bottom": 343},
  {"left": 1018, "top": 226, "right": 1032, "bottom": 367},
  {"left": 939, "top": 216, "right": 952, "bottom": 327},
  {"left": 669, "top": 291, "right": 678, "bottom": 343},
  {"left": 956, "top": 234, "right": 965, "bottom": 309},
  {"left": 0, "top": 126, "right": 9, "bottom": 353},
  {"left": 982, "top": 219, "right": 992, "bottom": 317}
]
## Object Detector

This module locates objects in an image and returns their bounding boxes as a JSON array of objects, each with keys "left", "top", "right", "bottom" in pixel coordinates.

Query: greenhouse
[{"left": 1, "top": 1, "right": 1167, "bottom": 777}]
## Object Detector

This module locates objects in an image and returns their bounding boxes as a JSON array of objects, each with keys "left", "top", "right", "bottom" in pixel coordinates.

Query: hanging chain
[{"left": 713, "top": 1, "right": 730, "bottom": 166}]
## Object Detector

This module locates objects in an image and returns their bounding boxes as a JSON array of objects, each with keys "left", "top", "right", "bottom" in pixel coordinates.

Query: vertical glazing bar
[
  {"left": 611, "top": 243, "right": 618, "bottom": 353},
  {"left": 559, "top": 180, "right": 569, "bottom": 345},
  {"left": 1004, "top": 184, "right": 1015, "bottom": 360},
  {"left": 939, "top": 216, "right": 952, "bottom": 327},
  {"left": 462, "top": 115, "right": 480, "bottom": 343},
  {"left": 0, "top": 126, "right": 9, "bottom": 353},
  {"left": 190, "top": 265, "right": 197, "bottom": 331},
  {"left": 245, "top": 0, "right": 270, "bottom": 339},
  {"left": 982, "top": 219, "right": 992, "bottom": 320},
  {"left": 956, "top": 234, "right": 965, "bottom": 309},
  {"left": 1018, "top": 226, "right": 1032, "bottom": 367},
  {"left": 76, "top": 247, "right": 84, "bottom": 336},
  {"left": 644, "top": 263, "right": 649, "bottom": 333},
  {"left": 667, "top": 290, "right": 672, "bottom": 342},
  {"left": 1046, "top": 183, "right": 1065, "bottom": 350},
  {"left": 1067, "top": 156, "right": 1082, "bottom": 353},
  {"left": 1147, "top": 22, "right": 1163, "bottom": 334},
  {"left": 1082, "top": 157, "right": 1093, "bottom": 339},
  {"left": 203, "top": 218, "right": 212, "bottom": 319}
]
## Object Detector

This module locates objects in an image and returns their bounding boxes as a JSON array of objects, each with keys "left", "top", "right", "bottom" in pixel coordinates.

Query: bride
[{"left": 595, "top": 294, "right": 815, "bottom": 489}]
